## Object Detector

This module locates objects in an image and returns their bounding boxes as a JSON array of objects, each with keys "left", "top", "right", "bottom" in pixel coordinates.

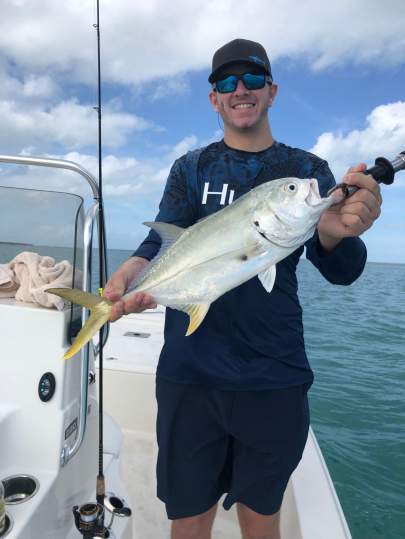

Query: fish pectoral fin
[
  {"left": 46, "top": 288, "right": 105, "bottom": 309},
  {"left": 63, "top": 302, "right": 112, "bottom": 360},
  {"left": 171, "top": 303, "right": 211, "bottom": 336},
  {"left": 258, "top": 264, "right": 277, "bottom": 293}
]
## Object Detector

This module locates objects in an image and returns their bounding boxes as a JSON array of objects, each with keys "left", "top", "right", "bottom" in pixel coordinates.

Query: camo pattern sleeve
[
  {"left": 305, "top": 159, "right": 367, "bottom": 285},
  {"left": 132, "top": 157, "right": 197, "bottom": 261}
]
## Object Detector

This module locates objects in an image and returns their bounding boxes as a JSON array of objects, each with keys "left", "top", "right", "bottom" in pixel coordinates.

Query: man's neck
[{"left": 223, "top": 125, "right": 275, "bottom": 153}]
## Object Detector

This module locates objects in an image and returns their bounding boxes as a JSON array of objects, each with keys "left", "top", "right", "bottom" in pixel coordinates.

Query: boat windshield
[{"left": 0, "top": 186, "right": 84, "bottom": 339}]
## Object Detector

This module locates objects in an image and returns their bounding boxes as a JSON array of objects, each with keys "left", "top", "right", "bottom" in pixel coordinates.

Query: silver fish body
[{"left": 125, "top": 177, "right": 333, "bottom": 307}]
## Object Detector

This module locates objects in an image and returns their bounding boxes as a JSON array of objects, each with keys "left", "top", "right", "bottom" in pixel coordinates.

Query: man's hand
[
  {"left": 317, "top": 163, "right": 382, "bottom": 252},
  {"left": 103, "top": 256, "right": 157, "bottom": 322}
]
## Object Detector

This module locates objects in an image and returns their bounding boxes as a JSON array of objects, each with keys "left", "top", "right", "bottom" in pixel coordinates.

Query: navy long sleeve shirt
[{"left": 133, "top": 140, "right": 367, "bottom": 390}]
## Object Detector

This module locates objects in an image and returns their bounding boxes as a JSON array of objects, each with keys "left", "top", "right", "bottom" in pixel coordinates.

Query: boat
[{"left": 0, "top": 154, "right": 352, "bottom": 538}]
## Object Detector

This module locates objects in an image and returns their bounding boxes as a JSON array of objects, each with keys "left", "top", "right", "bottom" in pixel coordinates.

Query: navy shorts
[{"left": 155, "top": 379, "right": 310, "bottom": 519}]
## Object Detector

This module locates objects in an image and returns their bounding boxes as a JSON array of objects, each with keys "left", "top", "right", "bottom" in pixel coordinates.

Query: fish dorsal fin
[
  {"left": 170, "top": 302, "right": 211, "bottom": 336},
  {"left": 143, "top": 221, "right": 185, "bottom": 252},
  {"left": 128, "top": 222, "right": 186, "bottom": 290},
  {"left": 258, "top": 265, "right": 277, "bottom": 293}
]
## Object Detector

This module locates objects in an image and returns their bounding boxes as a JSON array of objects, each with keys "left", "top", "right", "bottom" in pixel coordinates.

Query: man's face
[{"left": 209, "top": 63, "right": 278, "bottom": 132}]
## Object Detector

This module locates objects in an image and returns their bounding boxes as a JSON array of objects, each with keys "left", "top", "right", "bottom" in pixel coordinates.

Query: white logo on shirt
[{"left": 201, "top": 182, "right": 235, "bottom": 205}]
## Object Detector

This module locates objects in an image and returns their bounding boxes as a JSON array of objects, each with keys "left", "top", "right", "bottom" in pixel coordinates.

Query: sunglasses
[{"left": 213, "top": 73, "right": 272, "bottom": 94}]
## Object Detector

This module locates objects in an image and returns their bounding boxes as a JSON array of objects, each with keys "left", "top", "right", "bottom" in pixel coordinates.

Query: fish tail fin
[
  {"left": 63, "top": 306, "right": 111, "bottom": 359},
  {"left": 46, "top": 288, "right": 105, "bottom": 309},
  {"left": 46, "top": 288, "right": 112, "bottom": 359}
]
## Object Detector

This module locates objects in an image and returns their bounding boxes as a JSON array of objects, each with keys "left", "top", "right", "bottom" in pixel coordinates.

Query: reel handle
[
  {"left": 327, "top": 150, "right": 405, "bottom": 198},
  {"left": 364, "top": 156, "right": 395, "bottom": 185}
]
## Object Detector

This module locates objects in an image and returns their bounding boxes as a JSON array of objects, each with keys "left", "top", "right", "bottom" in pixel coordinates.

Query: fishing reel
[
  {"left": 73, "top": 503, "right": 109, "bottom": 538},
  {"left": 73, "top": 495, "right": 131, "bottom": 538}
]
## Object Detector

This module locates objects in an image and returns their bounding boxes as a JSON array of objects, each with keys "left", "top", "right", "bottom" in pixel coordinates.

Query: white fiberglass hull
[{"left": 0, "top": 299, "right": 131, "bottom": 539}]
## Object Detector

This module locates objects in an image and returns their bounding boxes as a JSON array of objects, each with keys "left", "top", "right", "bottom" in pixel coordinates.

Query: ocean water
[
  {"left": 1, "top": 243, "right": 404, "bottom": 538},
  {"left": 105, "top": 250, "right": 405, "bottom": 539},
  {"left": 297, "top": 260, "right": 405, "bottom": 539}
]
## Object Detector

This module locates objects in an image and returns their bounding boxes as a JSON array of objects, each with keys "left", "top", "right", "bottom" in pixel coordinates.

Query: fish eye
[{"left": 285, "top": 182, "right": 297, "bottom": 193}]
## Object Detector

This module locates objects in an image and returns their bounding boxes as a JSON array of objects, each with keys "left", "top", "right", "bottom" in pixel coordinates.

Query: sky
[{"left": 0, "top": 0, "right": 404, "bottom": 263}]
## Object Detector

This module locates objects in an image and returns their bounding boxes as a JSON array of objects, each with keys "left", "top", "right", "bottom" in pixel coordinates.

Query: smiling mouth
[{"left": 232, "top": 103, "right": 256, "bottom": 110}]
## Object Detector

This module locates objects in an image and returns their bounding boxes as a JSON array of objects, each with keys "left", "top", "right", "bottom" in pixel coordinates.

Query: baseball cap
[{"left": 208, "top": 38, "right": 272, "bottom": 83}]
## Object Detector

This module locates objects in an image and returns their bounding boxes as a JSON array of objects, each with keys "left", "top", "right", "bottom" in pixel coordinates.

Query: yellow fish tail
[{"left": 46, "top": 288, "right": 112, "bottom": 359}]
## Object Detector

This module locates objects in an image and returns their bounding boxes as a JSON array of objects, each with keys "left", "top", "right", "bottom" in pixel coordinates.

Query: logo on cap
[{"left": 248, "top": 55, "right": 265, "bottom": 66}]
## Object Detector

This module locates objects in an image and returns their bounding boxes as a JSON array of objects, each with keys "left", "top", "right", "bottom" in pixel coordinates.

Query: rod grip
[{"left": 364, "top": 157, "right": 394, "bottom": 185}]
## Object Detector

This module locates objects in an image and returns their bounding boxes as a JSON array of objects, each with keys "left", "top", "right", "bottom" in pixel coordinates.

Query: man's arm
[{"left": 305, "top": 161, "right": 382, "bottom": 285}]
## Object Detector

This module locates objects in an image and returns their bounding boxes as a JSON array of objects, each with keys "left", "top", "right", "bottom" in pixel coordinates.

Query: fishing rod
[
  {"left": 94, "top": 0, "right": 106, "bottom": 512},
  {"left": 72, "top": 2, "right": 131, "bottom": 537},
  {"left": 327, "top": 151, "right": 405, "bottom": 197}
]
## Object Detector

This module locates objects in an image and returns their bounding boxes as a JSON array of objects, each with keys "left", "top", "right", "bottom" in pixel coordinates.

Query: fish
[{"left": 47, "top": 177, "right": 340, "bottom": 359}]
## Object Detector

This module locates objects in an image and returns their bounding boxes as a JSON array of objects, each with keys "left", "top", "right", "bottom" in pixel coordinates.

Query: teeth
[{"left": 234, "top": 104, "right": 254, "bottom": 109}]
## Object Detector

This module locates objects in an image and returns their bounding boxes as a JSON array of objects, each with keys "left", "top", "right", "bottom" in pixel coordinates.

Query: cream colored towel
[
  {"left": 9, "top": 252, "right": 75, "bottom": 310},
  {"left": 0, "top": 264, "right": 19, "bottom": 298}
]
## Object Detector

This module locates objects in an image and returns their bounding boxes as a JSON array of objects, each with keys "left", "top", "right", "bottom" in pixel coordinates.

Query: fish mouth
[{"left": 305, "top": 179, "right": 328, "bottom": 208}]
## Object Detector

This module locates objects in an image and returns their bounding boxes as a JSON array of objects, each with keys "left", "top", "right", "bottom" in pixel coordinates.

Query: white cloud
[
  {"left": 1, "top": 0, "right": 404, "bottom": 89},
  {"left": 309, "top": 102, "right": 405, "bottom": 182},
  {"left": 0, "top": 97, "right": 155, "bottom": 153},
  {"left": 147, "top": 76, "right": 190, "bottom": 102},
  {"left": 0, "top": 134, "right": 201, "bottom": 200},
  {"left": 168, "top": 135, "right": 198, "bottom": 161},
  {"left": 22, "top": 75, "right": 58, "bottom": 98},
  {"left": 0, "top": 60, "right": 59, "bottom": 101}
]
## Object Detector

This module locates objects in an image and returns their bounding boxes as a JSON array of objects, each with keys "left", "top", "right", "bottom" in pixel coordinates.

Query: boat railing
[{"left": 0, "top": 154, "right": 108, "bottom": 466}]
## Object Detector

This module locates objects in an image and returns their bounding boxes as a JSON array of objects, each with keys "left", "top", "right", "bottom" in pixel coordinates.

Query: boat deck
[{"left": 97, "top": 310, "right": 352, "bottom": 539}]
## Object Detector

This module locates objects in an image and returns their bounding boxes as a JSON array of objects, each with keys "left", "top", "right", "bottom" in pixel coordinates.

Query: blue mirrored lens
[
  {"left": 243, "top": 73, "right": 266, "bottom": 89},
  {"left": 215, "top": 73, "right": 267, "bottom": 93},
  {"left": 215, "top": 75, "right": 238, "bottom": 93}
]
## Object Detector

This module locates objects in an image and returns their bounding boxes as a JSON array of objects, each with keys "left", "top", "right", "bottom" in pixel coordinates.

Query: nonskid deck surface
[
  {"left": 100, "top": 308, "right": 164, "bottom": 373},
  {"left": 121, "top": 429, "right": 240, "bottom": 538}
]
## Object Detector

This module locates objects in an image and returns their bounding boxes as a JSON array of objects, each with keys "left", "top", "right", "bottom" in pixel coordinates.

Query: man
[{"left": 104, "top": 39, "right": 382, "bottom": 539}]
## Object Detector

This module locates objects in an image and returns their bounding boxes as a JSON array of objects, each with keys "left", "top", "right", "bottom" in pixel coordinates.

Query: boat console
[{"left": 0, "top": 156, "right": 131, "bottom": 538}]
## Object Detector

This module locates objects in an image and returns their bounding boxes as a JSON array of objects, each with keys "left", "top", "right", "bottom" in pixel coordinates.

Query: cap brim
[{"left": 208, "top": 59, "right": 270, "bottom": 83}]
